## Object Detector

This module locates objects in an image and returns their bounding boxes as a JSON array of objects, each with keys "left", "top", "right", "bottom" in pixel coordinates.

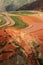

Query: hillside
[
  {"left": 0, "top": 11, "right": 43, "bottom": 65},
  {"left": 17, "top": 0, "right": 43, "bottom": 11},
  {"left": 0, "top": 0, "right": 36, "bottom": 11}
]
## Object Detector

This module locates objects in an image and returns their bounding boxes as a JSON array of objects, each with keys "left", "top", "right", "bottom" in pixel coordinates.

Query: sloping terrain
[
  {"left": 17, "top": 0, "right": 43, "bottom": 11},
  {"left": 0, "top": 0, "right": 36, "bottom": 11},
  {"left": 0, "top": 11, "right": 43, "bottom": 65}
]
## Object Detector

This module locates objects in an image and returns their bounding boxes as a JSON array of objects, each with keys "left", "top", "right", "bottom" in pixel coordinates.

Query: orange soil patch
[
  {"left": 18, "top": 16, "right": 33, "bottom": 25},
  {"left": 30, "top": 29, "right": 43, "bottom": 52},
  {"left": 0, "top": 29, "right": 12, "bottom": 43},
  {"left": 19, "top": 15, "right": 43, "bottom": 26},
  {"left": 28, "top": 15, "right": 43, "bottom": 23},
  {"left": 5, "top": 27, "right": 33, "bottom": 54},
  {"left": 19, "top": 15, "right": 43, "bottom": 53},
  {"left": 0, "top": 29, "right": 18, "bottom": 60},
  {"left": 0, "top": 30, "right": 6, "bottom": 36}
]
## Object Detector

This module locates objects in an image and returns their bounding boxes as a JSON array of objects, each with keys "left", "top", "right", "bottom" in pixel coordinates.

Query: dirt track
[
  {"left": 0, "top": 12, "right": 15, "bottom": 27},
  {"left": 4, "top": 13, "right": 15, "bottom": 26}
]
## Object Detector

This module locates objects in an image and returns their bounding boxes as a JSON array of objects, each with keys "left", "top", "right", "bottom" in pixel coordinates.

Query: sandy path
[
  {"left": 9, "top": 14, "right": 21, "bottom": 16},
  {"left": 0, "top": 17, "right": 10, "bottom": 27},
  {"left": 0, "top": 12, "right": 15, "bottom": 26},
  {"left": 5, "top": 13, "right": 15, "bottom": 26},
  {"left": 0, "top": 12, "right": 15, "bottom": 28}
]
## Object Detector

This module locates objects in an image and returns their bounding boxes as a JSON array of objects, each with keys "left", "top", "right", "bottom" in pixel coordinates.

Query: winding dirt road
[{"left": 0, "top": 12, "right": 15, "bottom": 27}]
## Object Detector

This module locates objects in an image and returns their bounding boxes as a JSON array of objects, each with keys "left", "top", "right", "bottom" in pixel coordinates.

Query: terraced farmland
[
  {"left": 0, "top": 11, "right": 43, "bottom": 65},
  {"left": 0, "top": 11, "right": 39, "bottom": 29},
  {"left": 0, "top": 14, "right": 10, "bottom": 29},
  {"left": 10, "top": 16, "right": 28, "bottom": 29}
]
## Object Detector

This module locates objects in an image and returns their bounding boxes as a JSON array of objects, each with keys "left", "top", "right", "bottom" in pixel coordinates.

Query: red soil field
[
  {"left": 19, "top": 15, "right": 43, "bottom": 25},
  {"left": 19, "top": 15, "right": 43, "bottom": 53},
  {"left": 30, "top": 29, "right": 43, "bottom": 53}
]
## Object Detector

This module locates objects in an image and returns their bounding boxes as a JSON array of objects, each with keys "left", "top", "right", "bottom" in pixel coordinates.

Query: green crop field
[
  {"left": 9, "top": 11, "right": 38, "bottom": 15},
  {"left": 0, "top": 16, "right": 6, "bottom": 26},
  {"left": 10, "top": 16, "right": 28, "bottom": 29}
]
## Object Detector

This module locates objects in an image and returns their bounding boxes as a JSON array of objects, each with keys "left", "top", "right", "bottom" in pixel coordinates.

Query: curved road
[{"left": 0, "top": 12, "right": 15, "bottom": 28}]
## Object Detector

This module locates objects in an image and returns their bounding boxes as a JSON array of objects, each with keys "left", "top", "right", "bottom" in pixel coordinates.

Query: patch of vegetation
[
  {"left": 10, "top": 16, "right": 28, "bottom": 29},
  {"left": 0, "top": 16, "right": 6, "bottom": 26},
  {"left": 9, "top": 11, "right": 38, "bottom": 15},
  {"left": 0, "top": 16, "right": 9, "bottom": 29}
]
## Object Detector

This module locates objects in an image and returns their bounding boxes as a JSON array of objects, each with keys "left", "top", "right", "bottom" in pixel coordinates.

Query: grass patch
[
  {"left": 9, "top": 11, "right": 38, "bottom": 15},
  {"left": 0, "top": 16, "right": 6, "bottom": 26},
  {"left": 0, "top": 21, "right": 6, "bottom": 25},
  {"left": 0, "top": 16, "right": 9, "bottom": 29},
  {"left": 10, "top": 16, "right": 28, "bottom": 29}
]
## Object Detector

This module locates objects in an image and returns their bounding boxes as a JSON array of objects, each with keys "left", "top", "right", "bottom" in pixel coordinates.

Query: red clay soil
[
  {"left": 0, "top": 29, "right": 17, "bottom": 60},
  {"left": 0, "top": 29, "right": 11, "bottom": 43},
  {"left": 0, "top": 28, "right": 32, "bottom": 60},
  {"left": 0, "top": 23, "right": 43, "bottom": 60},
  {"left": 5, "top": 27, "right": 32, "bottom": 54},
  {"left": 30, "top": 29, "right": 43, "bottom": 53},
  {"left": 0, "top": 43, "right": 17, "bottom": 60},
  {"left": 0, "top": 30, "right": 7, "bottom": 42}
]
